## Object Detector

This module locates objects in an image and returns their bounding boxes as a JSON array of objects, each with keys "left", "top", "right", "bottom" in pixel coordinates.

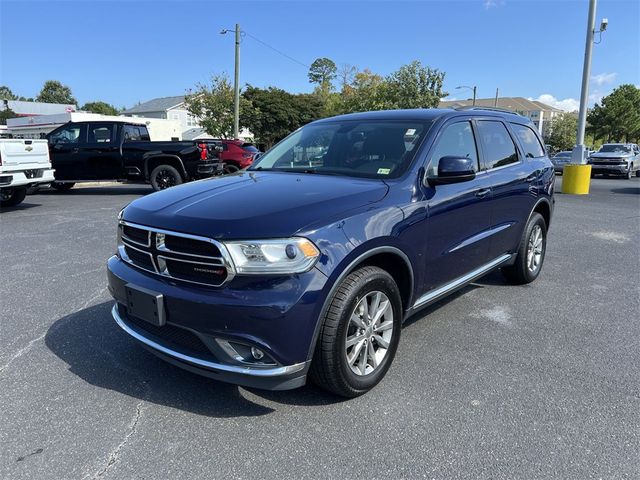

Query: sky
[{"left": 0, "top": 0, "right": 638, "bottom": 112}]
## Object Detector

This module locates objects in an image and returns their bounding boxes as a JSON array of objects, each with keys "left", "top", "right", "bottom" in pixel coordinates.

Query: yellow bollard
[{"left": 562, "top": 164, "right": 592, "bottom": 195}]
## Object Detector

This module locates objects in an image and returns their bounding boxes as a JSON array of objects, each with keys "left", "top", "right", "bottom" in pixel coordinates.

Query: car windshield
[
  {"left": 249, "top": 120, "right": 433, "bottom": 179},
  {"left": 599, "top": 145, "right": 630, "bottom": 153}
]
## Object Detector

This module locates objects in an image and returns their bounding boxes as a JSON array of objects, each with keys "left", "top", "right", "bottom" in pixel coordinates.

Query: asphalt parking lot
[{"left": 1, "top": 176, "right": 639, "bottom": 479}]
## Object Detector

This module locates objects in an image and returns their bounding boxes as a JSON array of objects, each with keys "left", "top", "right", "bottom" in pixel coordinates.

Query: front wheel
[
  {"left": 0, "top": 187, "right": 27, "bottom": 207},
  {"left": 310, "top": 266, "right": 402, "bottom": 398},
  {"left": 501, "top": 212, "right": 547, "bottom": 285},
  {"left": 150, "top": 165, "right": 183, "bottom": 191},
  {"left": 223, "top": 163, "right": 240, "bottom": 175},
  {"left": 626, "top": 166, "right": 634, "bottom": 179},
  {"left": 51, "top": 182, "right": 75, "bottom": 192}
]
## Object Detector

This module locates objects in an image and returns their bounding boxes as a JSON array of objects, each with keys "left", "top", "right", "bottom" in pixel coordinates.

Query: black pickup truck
[{"left": 46, "top": 121, "right": 223, "bottom": 191}]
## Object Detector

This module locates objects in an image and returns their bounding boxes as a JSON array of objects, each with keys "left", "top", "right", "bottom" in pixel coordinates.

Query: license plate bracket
[{"left": 125, "top": 284, "right": 165, "bottom": 326}]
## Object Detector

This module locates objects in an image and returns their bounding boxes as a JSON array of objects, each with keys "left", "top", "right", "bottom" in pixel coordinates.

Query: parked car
[
  {"left": 46, "top": 121, "right": 223, "bottom": 191},
  {"left": 216, "top": 139, "right": 261, "bottom": 173},
  {"left": 588, "top": 143, "right": 640, "bottom": 179},
  {"left": 107, "top": 108, "right": 555, "bottom": 397},
  {"left": 551, "top": 150, "right": 572, "bottom": 174},
  {"left": 0, "top": 139, "right": 55, "bottom": 207}
]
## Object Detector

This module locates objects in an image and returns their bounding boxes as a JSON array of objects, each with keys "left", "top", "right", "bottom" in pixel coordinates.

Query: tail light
[{"left": 198, "top": 143, "right": 208, "bottom": 161}]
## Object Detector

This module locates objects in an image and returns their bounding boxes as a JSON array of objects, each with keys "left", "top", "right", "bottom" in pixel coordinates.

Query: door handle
[
  {"left": 475, "top": 188, "right": 491, "bottom": 198},
  {"left": 525, "top": 173, "right": 537, "bottom": 182}
]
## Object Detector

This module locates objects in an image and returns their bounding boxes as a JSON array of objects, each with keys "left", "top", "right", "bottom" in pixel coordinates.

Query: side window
[
  {"left": 123, "top": 125, "right": 139, "bottom": 142},
  {"left": 476, "top": 121, "right": 519, "bottom": 169},
  {"left": 427, "top": 121, "right": 478, "bottom": 176},
  {"left": 88, "top": 123, "right": 115, "bottom": 143},
  {"left": 49, "top": 124, "right": 83, "bottom": 144},
  {"left": 138, "top": 126, "right": 150, "bottom": 141},
  {"left": 511, "top": 123, "right": 545, "bottom": 158}
]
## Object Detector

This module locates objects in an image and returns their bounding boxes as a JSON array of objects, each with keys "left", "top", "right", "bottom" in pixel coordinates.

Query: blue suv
[{"left": 107, "top": 108, "right": 554, "bottom": 397}]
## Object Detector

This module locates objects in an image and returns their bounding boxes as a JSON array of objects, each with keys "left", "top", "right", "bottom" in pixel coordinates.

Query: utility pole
[
  {"left": 494, "top": 88, "right": 499, "bottom": 107},
  {"left": 472, "top": 86, "right": 477, "bottom": 106},
  {"left": 233, "top": 23, "right": 240, "bottom": 139},
  {"left": 572, "top": 0, "right": 597, "bottom": 164}
]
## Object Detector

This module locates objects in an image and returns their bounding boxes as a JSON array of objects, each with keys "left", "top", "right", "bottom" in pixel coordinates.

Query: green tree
[
  {"left": 0, "top": 106, "right": 17, "bottom": 125},
  {"left": 339, "top": 68, "right": 387, "bottom": 113},
  {"left": 587, "top": 84, "right": 640, "bottom": 143},
  {"left": 185, "top": 74, "right": 249, "bottom": 138},
  {"left": 384, "top": 61, "right": 446, "bottom": 109},
  {"left": 308, "top": 57, "right": 337, "bottom": 92},
  {"left": 546, "top": 113, "right": 578, "bottom": 151},
  {"left": 241, "top": 86, "right": 323, "bottom": 148},
  {"left": 81, "top": 101, "right": 119, "bottom": 115},
  {"left": 0, "top": 85, "right": 17, "bottom": 100},
  {"left": 36, "top": 80, "right": 77, "bottom": 104}
]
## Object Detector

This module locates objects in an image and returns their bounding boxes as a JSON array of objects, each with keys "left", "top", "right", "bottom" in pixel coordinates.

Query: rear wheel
[
  {"left": 223, "top": 163, "right": 240, "bottom": 175},
  {"left": 310, "top": 266, "right": 402, "bottom": 398},
  {"left": 0, "top": 187, "right": 27, "bottom": 207},
  {"left": 626, "top": 166, "right": 633, "bottom": 179},
  {"left": 51, "top": 182, "right": 75, "bottom": 192},
  {"left": 150, "top": 165, "right": 183, "bottom": 191},
  {"left": 501, "top": 212, "right": 547, "bottom": 285}
]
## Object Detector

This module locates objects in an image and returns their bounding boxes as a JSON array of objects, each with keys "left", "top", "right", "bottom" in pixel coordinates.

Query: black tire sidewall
[
  {"left": 520, "top": 213, "right": 547, "bottom": 283},
  {"left": 334, "top": 270, "right": 402, "bottom": 392},
  {"left": 0, "top": 187, "right": 27, "bottom": 207},
  {"left": 151, "top": 165, "right": 182, "bottom": 191}
]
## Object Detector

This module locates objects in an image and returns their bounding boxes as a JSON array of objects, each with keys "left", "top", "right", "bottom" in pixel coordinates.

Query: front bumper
[
  {"left": 107, "top": 255, "right": 329, "bottom": 390},
  {"left": 589, "top": 163, "right": 631, "bottom": 174},
  {"left": 0, "top": 168, "right": 55, "bottom": 188}
]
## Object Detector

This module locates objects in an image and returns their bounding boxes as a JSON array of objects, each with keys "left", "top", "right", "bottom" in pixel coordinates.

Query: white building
[
  {"left": 122, "top": 95, "right": 252, "bottom": 140},
  {"left": 439, "top": 97, "right": 564, "bottom": 133}
]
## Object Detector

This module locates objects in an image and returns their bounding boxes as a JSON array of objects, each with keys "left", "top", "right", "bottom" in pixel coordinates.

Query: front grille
[
  {"left": 119, "top": 222, "right": 232, "bottom": 287},
  {"left": 164, "top": 258, "right": 227, "bottom": 284},
  {"left": 119, "top": 305, "right": 214, "bottom": 358},
  {"left": 123, "top": 225, "right": 150, "bottom": 246},
  {"left": 164, "top": 235, "right": 222, "bottom": 257}
]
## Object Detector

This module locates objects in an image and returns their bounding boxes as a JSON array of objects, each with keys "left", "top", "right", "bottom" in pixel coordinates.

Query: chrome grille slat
[{"left": 118, "top": 221, "right": 235, "bottom": 287}]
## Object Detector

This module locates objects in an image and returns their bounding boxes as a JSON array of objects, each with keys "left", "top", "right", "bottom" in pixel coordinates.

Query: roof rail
[{"left": 453, "top": 106, "right": 525, "bottom": 117}]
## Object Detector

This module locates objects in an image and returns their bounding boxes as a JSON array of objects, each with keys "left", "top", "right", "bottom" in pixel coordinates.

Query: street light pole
[
  {"left": 455, "top": 85, "right": 477, "bottom": 106},
  {"left": 233, "top": 23, "right": 240, "bottom": 139},
  {"left": 572, "top": 0, "right": 597, "bottom": 164}
]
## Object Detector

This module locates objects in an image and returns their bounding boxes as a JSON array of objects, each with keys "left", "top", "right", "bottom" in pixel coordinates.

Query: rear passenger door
[
  {"left": 81, "top": 123, "right": 122, "bottom": 179},
  {"left": 475, "top": 120, "right": 538, "bottom": 259}
]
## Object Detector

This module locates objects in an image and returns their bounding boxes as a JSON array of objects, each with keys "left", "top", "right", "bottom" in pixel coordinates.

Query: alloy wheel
[
  {"left": 345, "top": 291, "right": 394, "bottom": 376},
  {"left": 527, "top": 224, "right": 544, "bottom": 273},
  {"left": 155, "top": 169, "right": 177, "bottom": 189}
]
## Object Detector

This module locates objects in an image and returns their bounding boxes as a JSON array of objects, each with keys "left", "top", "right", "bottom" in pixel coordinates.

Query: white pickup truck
[{"left": 0, "top": 139, "right": 55, "bottom": 207}]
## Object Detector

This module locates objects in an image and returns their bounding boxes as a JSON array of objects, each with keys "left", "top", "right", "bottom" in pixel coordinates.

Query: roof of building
[
  {"left": 122, "top": 95, "right": 186, "bottom": 114},
  {"left": 1, "top": 99, "right": 77, "bottom": 116},
  {"left": 439, "top": 96, "right": 562, "bottom": 113}
]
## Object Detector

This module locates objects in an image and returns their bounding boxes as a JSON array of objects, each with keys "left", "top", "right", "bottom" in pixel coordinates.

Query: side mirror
[{"left": 427, "top": 156, "right": 477, "bottom": 186}]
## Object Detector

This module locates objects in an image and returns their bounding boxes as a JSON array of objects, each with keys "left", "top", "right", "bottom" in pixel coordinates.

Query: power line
[{"left": 241, "top": 31, "right": 310, "bottom": 69}]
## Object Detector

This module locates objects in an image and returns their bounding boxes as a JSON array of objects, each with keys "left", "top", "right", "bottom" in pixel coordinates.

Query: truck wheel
[
  {"left": 636, "top": 169, "right": 640, "bottom": 178},
  {"left": 51, "top": 182, "right": 75, "bottom": 192},
  {"left": 626, "top": 167, "right": 633, "bottom": 179},
  {"left": 0, "top": 187, "right": 27, "bottom": 208},
  {"left": 223, "top": 163, "right": 240, "bottom": 174},
  {"left": 501, "top": 212, "right": 547, "bottom": 285},
  {"left": 309, "top": 266, "right": 402, "bottom": 398},
  {"left": 150, "top": 165, "right": 183, "bottom": 191}
]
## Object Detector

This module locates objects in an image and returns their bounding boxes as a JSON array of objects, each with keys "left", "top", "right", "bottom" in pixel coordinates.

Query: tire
[
  {"left": 51, "top": 182, "right": 75, "bottom": 192},
  {"left": 223, "top": 163, "right": 240, "bottom": 175},
  {"left": 626, "top": 166, "right": 633, "bottom": 179},
  {"left": 0, "top": 187, "right": 27, "bottom": 207},
  {"left": 150, "top": 165, "right": 183, "bottom": 191},
  {"left": 636, "top": 169, "right": 640, "bottom": 178},
  {"left": 309, "top": 266, "right": 402, "bottom": 398},
  {"left": 501, "top": 212, "right": 547, "bottom": 285}
]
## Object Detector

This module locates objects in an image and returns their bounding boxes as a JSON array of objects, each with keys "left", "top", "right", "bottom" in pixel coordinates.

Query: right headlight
[{"left": 224, "top": 237, "right": 320, "bottom": 275}]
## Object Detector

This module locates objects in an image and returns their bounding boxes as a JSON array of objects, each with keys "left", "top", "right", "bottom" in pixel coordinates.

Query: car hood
[
  {"left": 124, "top": 171, "right": 389, "bottom": 239},
  {"left": 590, "top": 152, "right": 632, "bottom": 159}
]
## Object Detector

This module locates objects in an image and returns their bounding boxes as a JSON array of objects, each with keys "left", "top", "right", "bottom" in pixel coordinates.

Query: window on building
[
  {"left": 511, "top": 123, "right": 545, "bottom": 158},
  {"left": 186, "top": 114, "right": 198, "bottom": 127},
  {"left": 476, "top": 120, "right": 519, "bottom": 169}
]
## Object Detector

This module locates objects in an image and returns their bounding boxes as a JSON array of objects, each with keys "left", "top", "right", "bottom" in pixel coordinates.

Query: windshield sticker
[
  {"left": 377, "top": 168, "right": 391, "bottom": 175},
  {"left": 405, "top": 128, "right": 417, "bottom": 136}
]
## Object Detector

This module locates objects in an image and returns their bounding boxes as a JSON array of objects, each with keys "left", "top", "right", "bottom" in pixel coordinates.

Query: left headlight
[{"left": 224, "top": 237, "right": 320, "bottom": 274}]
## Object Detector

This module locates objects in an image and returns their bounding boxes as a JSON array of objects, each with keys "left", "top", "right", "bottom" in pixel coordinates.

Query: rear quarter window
[{"left": 511, "top": 123, "right": 545, "bottom": 158}]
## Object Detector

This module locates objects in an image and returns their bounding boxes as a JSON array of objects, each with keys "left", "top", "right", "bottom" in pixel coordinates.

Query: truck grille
[{"left": 119, "top": 222, "right": 233, "bottom": 287}]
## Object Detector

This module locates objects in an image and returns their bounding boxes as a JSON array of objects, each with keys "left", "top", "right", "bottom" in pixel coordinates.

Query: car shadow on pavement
[
  {"left": 610, "top": 187, "right": 640, "bottom": 195},
  {"left": 0, "top": 202, "right": 43, "bottom": 212},
  {"left": 45, "top": 301, "right": 342, "bottom": 415}
]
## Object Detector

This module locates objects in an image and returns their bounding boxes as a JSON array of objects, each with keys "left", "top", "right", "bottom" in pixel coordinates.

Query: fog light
[{"left": 251, "top": 347, "right": 264, "bottom": 360}]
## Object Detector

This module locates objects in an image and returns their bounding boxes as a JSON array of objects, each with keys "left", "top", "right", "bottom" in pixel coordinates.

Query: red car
[{"left": 217, "top": 140, "right": 261, "bottom": 174}]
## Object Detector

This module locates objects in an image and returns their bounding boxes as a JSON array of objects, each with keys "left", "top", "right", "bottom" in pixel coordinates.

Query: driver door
[{"left": 48, "top": 123, "right": 87, "bottom": 180}]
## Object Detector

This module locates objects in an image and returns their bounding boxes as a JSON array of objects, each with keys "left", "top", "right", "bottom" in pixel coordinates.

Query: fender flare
[
  {"left": 144, "top": 154, "right": 187, "bottom": 181},
  {"left": 305, "top": 245, "right": 414, "bottom": 362}
]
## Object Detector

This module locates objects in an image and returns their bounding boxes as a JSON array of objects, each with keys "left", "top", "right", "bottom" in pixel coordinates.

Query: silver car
[
  {"left": 551, "top": 151, "right": 572, "bottom": 174},
  {"left": 588, "top": 143, "right": 640, "bottom": 179}
]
